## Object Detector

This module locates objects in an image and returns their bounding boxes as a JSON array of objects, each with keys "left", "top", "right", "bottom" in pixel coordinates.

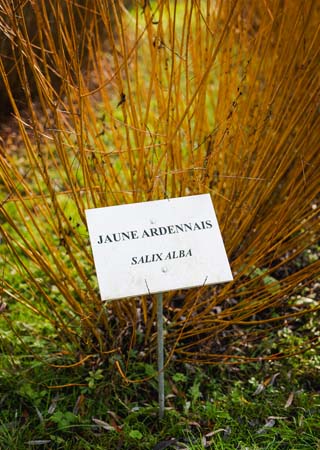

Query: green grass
[
  {"left": 1, "top": 246, "right": 318, "bottom": 450},
  {"left": 1, "top": 315, "right": 319, "bottom": 450}
]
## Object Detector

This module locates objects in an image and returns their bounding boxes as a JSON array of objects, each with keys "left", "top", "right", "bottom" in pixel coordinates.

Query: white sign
[{"left": 85, "top": 194, "right": 233, "bottom": 301}]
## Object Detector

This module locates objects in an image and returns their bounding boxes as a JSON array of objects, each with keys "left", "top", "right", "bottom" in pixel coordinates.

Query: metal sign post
[{"left": 157, "top": 292, "right": 165, "bottom": 419}]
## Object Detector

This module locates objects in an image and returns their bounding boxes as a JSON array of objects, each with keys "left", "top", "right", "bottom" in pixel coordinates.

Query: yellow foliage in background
[{"left": 0, "top": 1, "right": 319, "bottom": 370}]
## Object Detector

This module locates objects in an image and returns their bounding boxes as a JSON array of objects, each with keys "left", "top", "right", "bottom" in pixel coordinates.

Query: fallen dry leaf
[
  {"left": 253, "top": 383, "right": 265, "bottom": 395},
  {"left": 92, "top": 417, "right": 120, "bottom": 432},
  {"left": 285, "top": 391, "right": 294, "bottom": 408}
]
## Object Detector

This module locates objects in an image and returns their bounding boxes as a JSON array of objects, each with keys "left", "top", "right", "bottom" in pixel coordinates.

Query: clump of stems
[{"left": 0, "top": 1, "right": 319, "bottom": 369}]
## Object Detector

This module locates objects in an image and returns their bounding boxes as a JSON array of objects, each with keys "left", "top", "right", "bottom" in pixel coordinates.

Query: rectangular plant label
[{"left": 85, "top": 194, "right": 233, "bottom": 301}]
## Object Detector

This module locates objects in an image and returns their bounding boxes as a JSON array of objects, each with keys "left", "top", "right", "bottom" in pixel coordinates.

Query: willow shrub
[{"left": 0, "top": 1, "right": 319, "bottom": 371}]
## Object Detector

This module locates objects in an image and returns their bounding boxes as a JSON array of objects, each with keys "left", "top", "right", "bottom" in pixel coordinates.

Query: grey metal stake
[{"left": 157, "top": 291, "right": 165, "bottom": 420}]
